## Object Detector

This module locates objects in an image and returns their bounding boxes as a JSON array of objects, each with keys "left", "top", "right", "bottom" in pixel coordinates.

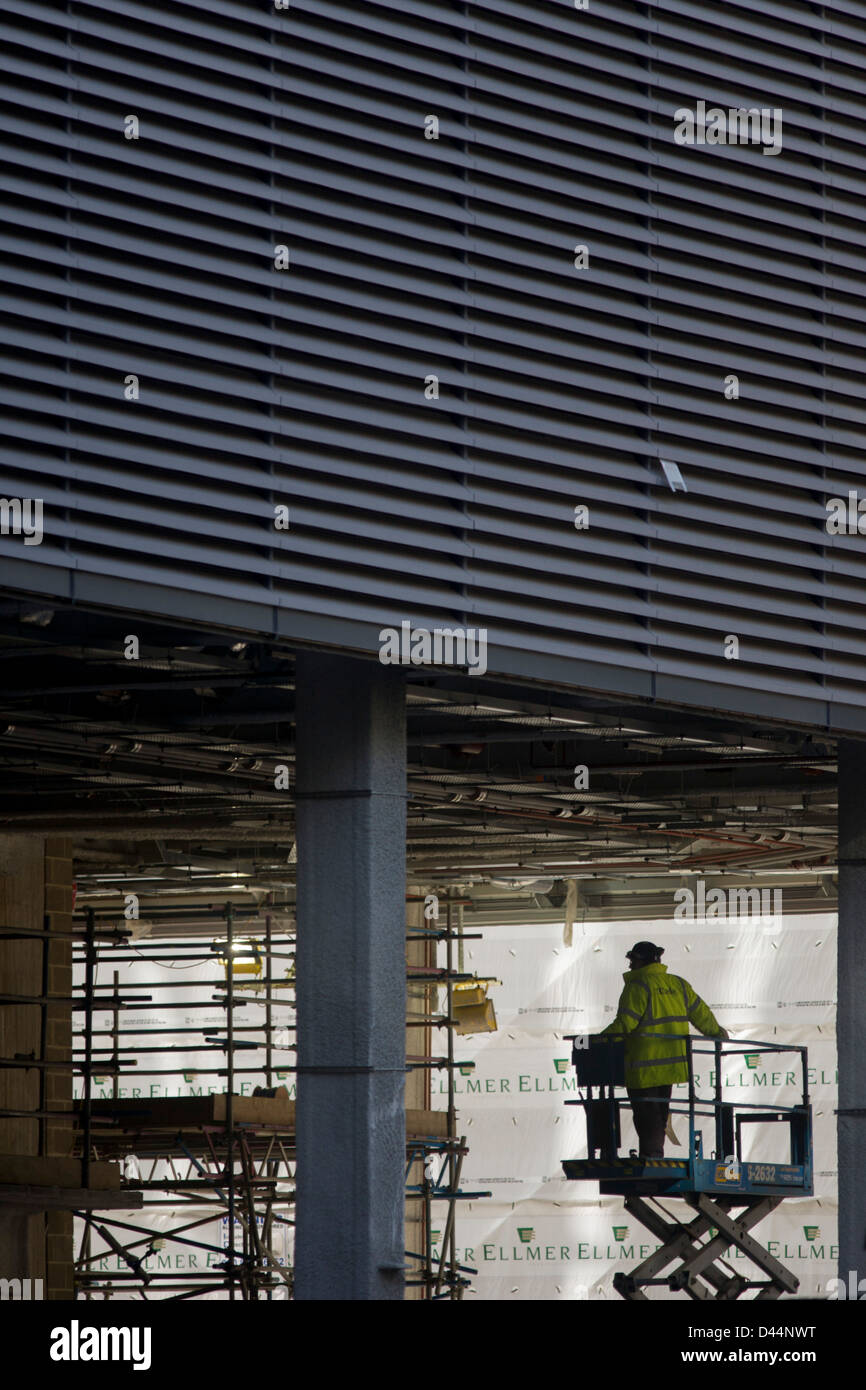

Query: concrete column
[
  {"left": 837, "top": 740, "right": 866, "bottom": 1291},
  {"left": 294, "top": 653, "right": 407, "bottom": 1300}
]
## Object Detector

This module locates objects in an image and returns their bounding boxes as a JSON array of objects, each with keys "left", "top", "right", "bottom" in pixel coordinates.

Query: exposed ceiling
[{"left": 0, "top": 599, "right": 840, "bottom": 928}]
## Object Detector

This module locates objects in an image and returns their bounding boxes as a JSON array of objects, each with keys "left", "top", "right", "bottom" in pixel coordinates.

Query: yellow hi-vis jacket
[{"left": 600, "top": 963, "right": 727, "bottom": 1089}]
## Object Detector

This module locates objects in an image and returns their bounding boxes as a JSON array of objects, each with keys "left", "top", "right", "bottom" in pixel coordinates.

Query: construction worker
[{"left": 601, "top": 941, "right": 728, "bottom": 1158}]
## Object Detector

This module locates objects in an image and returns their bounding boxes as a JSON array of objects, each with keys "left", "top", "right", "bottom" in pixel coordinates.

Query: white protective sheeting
[{"left": 75, "top": 916, "right": 837, "bottom": 1300}]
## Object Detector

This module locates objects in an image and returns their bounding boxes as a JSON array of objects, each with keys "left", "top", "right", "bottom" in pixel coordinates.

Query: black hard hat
[{"left": 626, "top": 941, "right": 663, "bottom": 962}]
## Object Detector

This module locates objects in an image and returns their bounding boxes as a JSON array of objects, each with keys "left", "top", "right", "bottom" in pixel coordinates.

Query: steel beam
[
  {"left": 837, "top": 740, "right": 866, "bottom": 1295},
  {"left": 294, "top": 653, "right": 407, "bottom": 1300}
]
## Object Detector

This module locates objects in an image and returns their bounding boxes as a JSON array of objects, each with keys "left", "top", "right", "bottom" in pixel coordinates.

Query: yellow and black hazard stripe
[{"left": 566, "top": 1158, "right": 688, "bottom": 1169}]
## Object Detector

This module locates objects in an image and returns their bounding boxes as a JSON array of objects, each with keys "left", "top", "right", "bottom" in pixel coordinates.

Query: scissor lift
[{"left": 561, "top": 1035, "right": 813, "bottom": 1300}]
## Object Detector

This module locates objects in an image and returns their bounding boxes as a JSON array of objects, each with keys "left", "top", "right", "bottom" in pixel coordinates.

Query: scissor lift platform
[
  {"left": 561, "top": 1035, "right": 813, "bottom": 1299},
  {"left": 562, "top": 1153, "right": 811, "bottom": 1199}
]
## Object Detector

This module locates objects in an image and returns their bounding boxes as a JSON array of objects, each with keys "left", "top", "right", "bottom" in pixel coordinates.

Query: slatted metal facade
[{"left": 1, "top": 0, "right": 865, "bottom": 731}]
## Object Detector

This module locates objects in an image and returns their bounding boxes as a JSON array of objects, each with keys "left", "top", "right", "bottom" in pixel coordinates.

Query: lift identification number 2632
[{"left": 747, "top": 1164, "right": 777, "bottom": 1183}]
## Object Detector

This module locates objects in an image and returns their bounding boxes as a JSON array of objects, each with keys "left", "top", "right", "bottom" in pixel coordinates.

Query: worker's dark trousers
[{"left": 627, "top": 1084, "right": 673, "bottom": 1157}]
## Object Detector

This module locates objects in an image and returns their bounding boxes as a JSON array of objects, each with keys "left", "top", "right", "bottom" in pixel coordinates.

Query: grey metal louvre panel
[
  {"left": 3, "top": 0, "right": 866, "bottom": 730},
  {"left": 0, "top": 161, "right": 846, "bottom": 333}
]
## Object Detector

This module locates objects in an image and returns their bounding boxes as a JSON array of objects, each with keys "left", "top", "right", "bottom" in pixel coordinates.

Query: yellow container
[
  {"left": 453, "top": 984, "right": 488, "bottom": 1008},
  {"left": 454, "top": 998, "right": 497, "bottom": 1035}
]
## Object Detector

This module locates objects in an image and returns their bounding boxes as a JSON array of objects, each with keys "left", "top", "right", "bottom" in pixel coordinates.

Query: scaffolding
[
  {"left": 72, "top": 903, "right": 297, "bottom": 1299},
  {"left": 69, "top": 893, "right": 489, "bottom": 1299},
  {"left": 0, "top": 911, "right": 142, "bottom": 1219},
  {"left": 404, "top": 893, "right": 491, "bottom": 1299}
]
